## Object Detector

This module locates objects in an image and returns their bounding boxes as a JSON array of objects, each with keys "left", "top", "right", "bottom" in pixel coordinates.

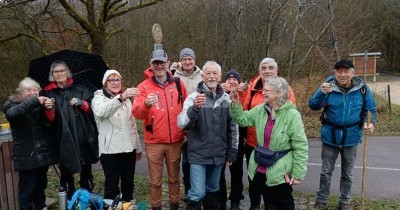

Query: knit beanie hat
[
  {"left": 179, "top": 48, "right": 196, "bottom": 60},
  {"left": 225, "top": 69, "right": 241, "bottom": 82},
  {"left": 102, "top": 69, "right": 122, "bottom": 86}
]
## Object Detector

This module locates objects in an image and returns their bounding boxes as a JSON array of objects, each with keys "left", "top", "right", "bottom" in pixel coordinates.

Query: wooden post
[{"left": 361, "top": 111, "right": 371, "bottom": 210}]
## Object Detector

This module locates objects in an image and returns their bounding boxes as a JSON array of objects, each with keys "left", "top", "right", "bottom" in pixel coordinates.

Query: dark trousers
[
  {"left": 100, "top": 151, "right": 137, "bottom": 201},
  {"left": 18, "top": 166, "right": 49, "bottom": 210},
  {"left": 60, "top": 163, "right": 93, "bottom": 199},
  {"left": 250, "top": 167, "right": 295, "bottom": 210},
  {"left": 182, "top": 143, "right": 191, "bottom": 195},
  {"left": 218, "top": 127, "right": 245, "bottom": 204},
  {"left": 244, "top": 143, "right": 260, "bottom": 207}
]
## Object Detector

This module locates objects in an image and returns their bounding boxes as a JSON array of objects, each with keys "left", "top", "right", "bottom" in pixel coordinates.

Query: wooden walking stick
[{"left": 361, "top": 111, "right": 371, "bottom": 210}]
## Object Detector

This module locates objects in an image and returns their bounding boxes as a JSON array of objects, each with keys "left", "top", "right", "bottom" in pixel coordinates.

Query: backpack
[
  {"left": 320, "top": 80, "right": 367, "bottom": 145},
  {"left": 174, "top": 77, "right": 183, "bottom": 104},
  {"left": 67, "top": 188, "right": 104, "bottom": 210}
]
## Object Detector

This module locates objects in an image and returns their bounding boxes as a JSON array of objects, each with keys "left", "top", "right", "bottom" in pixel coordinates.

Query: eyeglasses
[
  {"left": 53, "top": 69, "right": 67, "bottom": 74},
  {"left": 107, "top": 78, "right": 123, "bottom": 84},
  {"left": 152, "top": 61, "right": 166, "bottom": 67}
]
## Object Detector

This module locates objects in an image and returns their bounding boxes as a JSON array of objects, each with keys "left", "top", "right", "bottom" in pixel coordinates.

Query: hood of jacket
[{"left": 174, "top": 65, "right": 202, "bottom": 78}]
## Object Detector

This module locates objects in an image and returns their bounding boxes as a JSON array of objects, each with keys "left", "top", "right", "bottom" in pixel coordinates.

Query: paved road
[{"left": 130, "top": 136, "right": 400, "bottom": 200}]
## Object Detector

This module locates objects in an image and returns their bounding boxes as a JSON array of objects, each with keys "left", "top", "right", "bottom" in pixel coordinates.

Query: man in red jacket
[{"left": 132, "top": 49, "right": 188, "bottom": 210}]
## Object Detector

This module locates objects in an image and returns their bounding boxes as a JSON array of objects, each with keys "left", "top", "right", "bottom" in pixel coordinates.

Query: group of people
[{"left": 3, "top": 46, "right": 376, "bottom": 210}]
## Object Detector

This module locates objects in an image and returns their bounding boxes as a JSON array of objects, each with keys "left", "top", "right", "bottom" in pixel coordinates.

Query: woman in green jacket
[{"left": 230, "top": 77, "right": 308, "bottom": 210}]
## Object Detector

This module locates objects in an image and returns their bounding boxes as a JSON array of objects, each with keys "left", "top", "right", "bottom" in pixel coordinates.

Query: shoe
[
  {"left": 313, "top": 201, "right": 328, "bottom": 210},
  {"left": 230, "top": 201, "right": 240, "bottom": 210},
  {"left": 338, "top": 203, "right": 352, "bottom": 210},
  {"left": 170, "top": 202, "right": 179, "bottom": 210}
]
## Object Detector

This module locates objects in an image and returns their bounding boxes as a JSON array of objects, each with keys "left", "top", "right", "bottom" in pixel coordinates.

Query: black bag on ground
[{"left": 254, "top": 146, "right": 290, "bottom": 167}]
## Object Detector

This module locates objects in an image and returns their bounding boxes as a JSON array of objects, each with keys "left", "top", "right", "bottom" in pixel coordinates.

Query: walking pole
[
  {"left": 361, "top": 51, "right": 369, "bottom": 210},
  {"left": 361, "top": 111, "right": 371, "bottom": 210}
]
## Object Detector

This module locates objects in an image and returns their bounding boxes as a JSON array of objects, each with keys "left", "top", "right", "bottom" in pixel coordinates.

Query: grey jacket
[{"left": 177, "top": 82, "right": 238, "bottom": 165}]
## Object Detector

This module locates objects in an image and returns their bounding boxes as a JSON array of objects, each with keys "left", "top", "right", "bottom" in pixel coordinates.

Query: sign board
[{"left": 349, "top": 52, "right": 381, "bottom": 82}]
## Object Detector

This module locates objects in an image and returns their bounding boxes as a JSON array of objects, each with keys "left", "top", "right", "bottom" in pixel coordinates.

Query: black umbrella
[{"left": 28, "top": 49, "right": 109, "bottom": 92}]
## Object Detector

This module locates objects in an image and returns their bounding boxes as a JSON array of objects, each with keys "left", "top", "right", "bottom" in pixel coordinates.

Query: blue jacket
[{"left": 308, "top": 76, "right": 377, "bottom": 147}]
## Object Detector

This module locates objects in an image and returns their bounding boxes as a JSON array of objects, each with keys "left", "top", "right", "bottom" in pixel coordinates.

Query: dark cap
[
  {"left": 334, "top": 59, "right": 354, "bottom": 69},
  {"left": 224, "top": 69, "right": 241, "bottom": 82},
  {"left": 150, "top": 50, "right": 168, "bottom": 62}
]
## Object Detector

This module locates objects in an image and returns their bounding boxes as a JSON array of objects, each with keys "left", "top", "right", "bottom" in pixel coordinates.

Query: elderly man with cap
[
  {"left": 171, "top": 47, "right": 203, "bottom": 199},
  {"left": 133, "top": 49, "right": 188, "bottom": 210},
  {"left": 309, "top": 59, "right": 376, "bottom": 210},
  {"left": 92, "top": 70, "right": 143, "bottom": 202},
  {"left": 218, "top": 69, "right": 248, "bottom": 210}
]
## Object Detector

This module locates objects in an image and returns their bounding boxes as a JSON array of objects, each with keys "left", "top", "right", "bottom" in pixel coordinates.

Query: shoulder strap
[{"left": 174, "top": 77, "right": 183, "bottom": 104}]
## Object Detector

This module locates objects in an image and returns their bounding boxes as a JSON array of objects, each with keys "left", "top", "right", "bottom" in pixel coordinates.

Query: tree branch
[
  {"left": 58, "top": 0, "right": 94, "bottom": 33},
  {"left": 0, "top": 33, "right": 48, "bottom": 54},
  {"left": 108, "top": 0, "right": 163, "bottom": 20}
]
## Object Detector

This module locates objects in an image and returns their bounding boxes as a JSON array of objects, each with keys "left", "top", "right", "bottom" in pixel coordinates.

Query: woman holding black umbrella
[{"left": 44, "top": 60, "right": 99, "bottom": 199}]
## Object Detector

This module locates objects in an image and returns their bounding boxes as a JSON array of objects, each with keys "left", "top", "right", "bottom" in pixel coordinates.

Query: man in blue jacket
[{"left": 308, "top": 59, "right": 376, "bottom": 210}]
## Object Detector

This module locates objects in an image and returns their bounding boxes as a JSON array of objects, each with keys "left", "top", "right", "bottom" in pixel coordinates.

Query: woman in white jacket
[{"left": 92, "top": 70, "right": 142, "bottom": 202}]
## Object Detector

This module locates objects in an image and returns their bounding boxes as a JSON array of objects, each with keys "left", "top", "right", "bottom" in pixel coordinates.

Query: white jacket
[{"left": 92, "top": 89, "right": 142, "bottom": 155}]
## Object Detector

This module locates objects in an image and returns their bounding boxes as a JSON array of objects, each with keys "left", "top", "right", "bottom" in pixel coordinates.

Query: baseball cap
[
  {"left": 334, "top": 59, "right": 354, "bottom": 69},
  {"left": 150, "top": 50, "right": 168, "bottom": 62}
]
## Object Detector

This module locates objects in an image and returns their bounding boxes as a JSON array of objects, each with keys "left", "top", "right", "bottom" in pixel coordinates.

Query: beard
[{"left": 206, "top": 81, "right": 218, "bottom": 89}]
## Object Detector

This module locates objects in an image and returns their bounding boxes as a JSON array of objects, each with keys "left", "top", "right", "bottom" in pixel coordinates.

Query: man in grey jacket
[{"left": 178, "top": 61, "right": 239, "bottom": 210}]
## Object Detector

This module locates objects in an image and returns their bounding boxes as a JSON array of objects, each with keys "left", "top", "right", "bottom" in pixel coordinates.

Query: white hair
[
  {"left": 264, "top": 77, "right": 289, "bottom": 107},
  {"left": 202, "top": 61, "right": 222, "bottom": 74},
  {"left": 16, "top": 77, "right": 41, "bottom": 93},
  {"left": 259, "top": 57, "right": 278, "bottom": 71}
]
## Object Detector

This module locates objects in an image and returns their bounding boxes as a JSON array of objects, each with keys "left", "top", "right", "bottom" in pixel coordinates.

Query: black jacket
[
  {"left": 4, "top": 95, "right": 57, "bottom": 171},
  {"left": 44, "top": 82, "right": 99, "bottom": 174}
]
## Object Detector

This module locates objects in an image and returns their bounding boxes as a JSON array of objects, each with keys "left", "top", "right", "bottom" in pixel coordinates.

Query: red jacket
[
  {"left": 132, "top": 73, "right": 188, "bottom": 144},
  {"left": 242, "top": 76, "right": 296, "bottom": 147}
]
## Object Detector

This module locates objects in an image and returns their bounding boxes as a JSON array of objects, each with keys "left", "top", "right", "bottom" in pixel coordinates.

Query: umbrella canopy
[{"left": 28, "top": 49, "right": 109, "bottom": 92}]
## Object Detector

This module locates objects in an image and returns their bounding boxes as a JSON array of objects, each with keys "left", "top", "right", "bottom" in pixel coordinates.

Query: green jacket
[{"left": 231, "top": 101, "right": 308, "bottom": 186}]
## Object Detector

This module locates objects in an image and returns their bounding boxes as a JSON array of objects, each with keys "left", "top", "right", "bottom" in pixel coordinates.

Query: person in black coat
[
  {"left": 4, "top": 77, "right": 57, "bottom": 210},
  {"left": 43, "top": 60, "right": 99, "bottom": 199}
]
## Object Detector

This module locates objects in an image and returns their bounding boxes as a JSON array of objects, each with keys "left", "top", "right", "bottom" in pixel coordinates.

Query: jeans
[
  {"left": 188, "top": 164, "right": 223, "bottom": 202},
  {"left": 316, "top": 143, "right": 358, "bottom": 205},
  {"left": 146, "top": 141, "right": 182, "bottom": 207}
]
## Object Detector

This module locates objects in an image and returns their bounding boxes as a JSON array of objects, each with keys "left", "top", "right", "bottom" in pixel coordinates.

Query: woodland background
[{"left": 1, "top": 0, "right": 399, "bottom": 109}]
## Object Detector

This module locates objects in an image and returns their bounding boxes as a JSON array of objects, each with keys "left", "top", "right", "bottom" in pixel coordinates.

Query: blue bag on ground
[{"left": 67, "top": 188, "right": 104, "bottom": 210}]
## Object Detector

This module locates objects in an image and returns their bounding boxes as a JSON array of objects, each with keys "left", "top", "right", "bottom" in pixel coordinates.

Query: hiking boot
[
  {"left": 338, "top": 203, "right": 352, "bottom": 210},
  {"left": 313, "top": 201, "right": 328, "bottom": 210}
]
